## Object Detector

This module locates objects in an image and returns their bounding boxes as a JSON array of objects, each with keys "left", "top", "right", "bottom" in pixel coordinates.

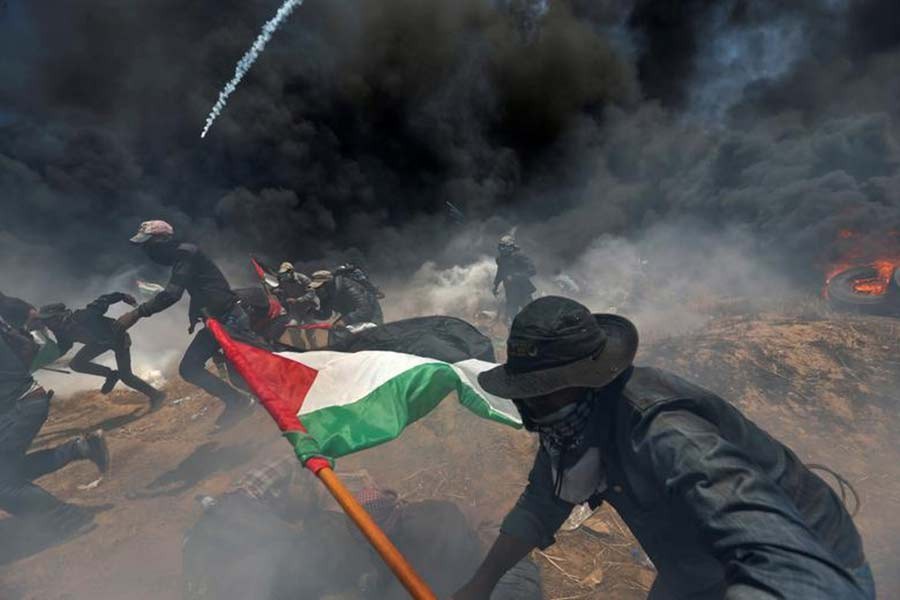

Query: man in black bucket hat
[{"left": 454, "top": 297, "right": 874, "bottom": 600}]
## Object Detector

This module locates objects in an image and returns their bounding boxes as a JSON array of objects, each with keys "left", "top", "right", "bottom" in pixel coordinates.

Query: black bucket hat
[{"left": 479, "top": 296, "right": 638, "bottom": 399}]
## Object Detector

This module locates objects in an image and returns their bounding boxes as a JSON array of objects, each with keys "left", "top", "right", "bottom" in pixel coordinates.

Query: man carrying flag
[{"left": 453, "top": 297, "right": 873, "bottom": 600}]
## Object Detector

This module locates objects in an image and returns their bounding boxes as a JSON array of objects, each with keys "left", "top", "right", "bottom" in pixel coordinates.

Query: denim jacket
[{"left": 501, "top": 366, "right": 868, "bottom": 599}]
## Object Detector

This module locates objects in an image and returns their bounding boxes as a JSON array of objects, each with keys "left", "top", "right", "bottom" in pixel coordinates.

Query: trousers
[
  {"left": 0, "top": 392, "right": 81, "bottom": 516},
  {"left": 179, "top": 306, "right": 251, "bottom": 407},
  {"left": 69, "top": 331, "right": 159, "bottom": 398}
]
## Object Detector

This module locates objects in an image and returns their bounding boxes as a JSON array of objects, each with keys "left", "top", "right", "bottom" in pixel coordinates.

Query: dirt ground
[{"left": 0, "top": 310, "right": 897, "bottom": 599}]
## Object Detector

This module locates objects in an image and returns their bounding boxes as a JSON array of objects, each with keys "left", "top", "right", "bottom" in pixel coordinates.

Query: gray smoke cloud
[{"left": 0, "top": 0, "right": 898, "bottom": 323}]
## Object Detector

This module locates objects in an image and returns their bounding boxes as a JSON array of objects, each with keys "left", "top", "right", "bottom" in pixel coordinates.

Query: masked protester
[
  {"left": 454, "top": 297, "right": 875, "bottom": 600},
  {"left": 36, "top": 294, "right": 165, "bottom": 410},
  {"left": 310, "top": 270, "right": 384, "bottom": 328},
  {"left": 233, "top": 286, "right": 291, "bottom": 344},
  {"left": 275, "top": 262, "right": 318, "bottom": 322},
  {"left": 492, "top": 236, "right": 536, "bottom": 324},
  {"left": 0, "top": 316, "right": 108, "bottom": 540},
  {"left": 118, "top": 220, "right": 255, "bottom": 429}
]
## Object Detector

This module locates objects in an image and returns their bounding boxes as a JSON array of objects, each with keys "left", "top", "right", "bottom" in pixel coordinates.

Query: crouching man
[
  {"left": 0, "top": 316, "right": 108, "bottom": 541},
  {"left": 454, "top": 297, "right": 874, "bottom": 600}
]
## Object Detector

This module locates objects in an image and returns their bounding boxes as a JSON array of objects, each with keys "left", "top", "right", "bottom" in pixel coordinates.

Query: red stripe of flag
[{"left": 206, "top": 318, "right": 317, "bottom": 432}]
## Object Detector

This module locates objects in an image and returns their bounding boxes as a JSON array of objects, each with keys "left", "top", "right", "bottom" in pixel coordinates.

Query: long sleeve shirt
[
  {"left": 137, "top": 243, "right": 237, "bottom": 326},
  {"left": 501, "top": 366, "right": 868, "bottom": 599}
]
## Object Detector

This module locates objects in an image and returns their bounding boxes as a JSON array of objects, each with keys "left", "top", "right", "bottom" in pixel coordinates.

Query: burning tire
[{"left": 826, "top": 265, "right": 900, "bottom": 315}]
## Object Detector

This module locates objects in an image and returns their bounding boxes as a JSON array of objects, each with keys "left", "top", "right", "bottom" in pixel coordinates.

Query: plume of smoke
[
  {"left": 384, "top": 222, "right": 797, "bottom": 341},
  {"left": 200, "top": 0, "right": 305, "bottom": 139}
]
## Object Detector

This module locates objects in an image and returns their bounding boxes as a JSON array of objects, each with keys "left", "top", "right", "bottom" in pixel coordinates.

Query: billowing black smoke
[{"left": 0, "top": 0, "right": 898, "bottom": 285}]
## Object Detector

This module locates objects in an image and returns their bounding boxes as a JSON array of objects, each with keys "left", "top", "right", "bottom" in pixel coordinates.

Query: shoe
[
  {"left": 100, "top": 371, "right": 119, "bottom": 394},
  {"left": 148, "top": 390, "right": 167, "bottom": 412},
  {"left": 214, "top": 397, "right": 255, "bottom": 431},
  {"left": 77, "top": 430, "right": 110, "bottom": 474}
]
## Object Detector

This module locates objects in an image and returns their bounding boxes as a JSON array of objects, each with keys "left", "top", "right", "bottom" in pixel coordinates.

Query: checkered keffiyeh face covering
[
  {"left": 536, "top": 398, "right": 594, "bottom": 456},
  {"left": 357, "top": 487, "right": 402, "bottom": 531},
  {"left": 235, "top": 455, "right": 297, "bottom": 501},
  {"left": 531, "top": 396, "right": 596, "bottom": 497}
]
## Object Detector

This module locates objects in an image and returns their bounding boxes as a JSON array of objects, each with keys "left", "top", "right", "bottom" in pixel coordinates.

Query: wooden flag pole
[
  {"left": 311, "top": 463, "right": 438, "bottom": 600},
  {"left": 206, "top": 318, "right": 435, "bottom": 599}
]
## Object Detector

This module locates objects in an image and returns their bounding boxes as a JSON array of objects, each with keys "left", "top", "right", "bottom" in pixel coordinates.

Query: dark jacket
[
  {"left": 316, "top": 276, "right": 384, "bottom": 326},
  {"left": 234, "top": 287, "right": 289, "bottom": 343},
  {"left": 494, "top": 252, "right": 536, "bottom": 298},
  {"left": 138, "top": 243, "right": 237, "bottom": 326},
  {"left": 502, "top": 366, "right": 867, "bottom": 599},
  {"left": 0, "top": 292, "right": 35, "bottom": 329},
  {"left": 52, "top": 293, "right": 132, "bottom": 355}
]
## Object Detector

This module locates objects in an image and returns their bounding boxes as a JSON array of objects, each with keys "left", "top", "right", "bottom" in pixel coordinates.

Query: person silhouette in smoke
[
  {"left": 34, "top": 293, "right": 165, "bottom": 410},
  {"left": 492, "top": 235, "right": 536, "bottom": 324},
  {"left": 117, "top": 220, "right": 256, "bottom": 429}
]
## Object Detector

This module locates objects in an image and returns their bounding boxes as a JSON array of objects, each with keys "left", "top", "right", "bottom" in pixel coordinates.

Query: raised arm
[{"left": 85, "top": 292, "right": 137, "bottom": 315}]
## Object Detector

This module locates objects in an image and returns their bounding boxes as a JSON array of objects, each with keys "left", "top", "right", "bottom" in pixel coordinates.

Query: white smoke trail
[{"left": 200, "top": 0, "right": 305, "bottom": 139}]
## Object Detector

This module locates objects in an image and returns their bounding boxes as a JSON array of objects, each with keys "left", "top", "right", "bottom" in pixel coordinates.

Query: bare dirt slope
[{"left": 0, "top": 312, "right": 897, "bottom": 599}]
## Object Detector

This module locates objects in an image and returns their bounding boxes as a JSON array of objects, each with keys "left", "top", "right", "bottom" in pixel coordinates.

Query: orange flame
[{"left": 824, "top": 230, "right": 900, "bottom": 297}]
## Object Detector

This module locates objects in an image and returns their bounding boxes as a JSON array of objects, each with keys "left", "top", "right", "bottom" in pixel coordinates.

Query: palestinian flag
[{"left": 207, "top": 319, "right": 521, "bottom": 464}]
